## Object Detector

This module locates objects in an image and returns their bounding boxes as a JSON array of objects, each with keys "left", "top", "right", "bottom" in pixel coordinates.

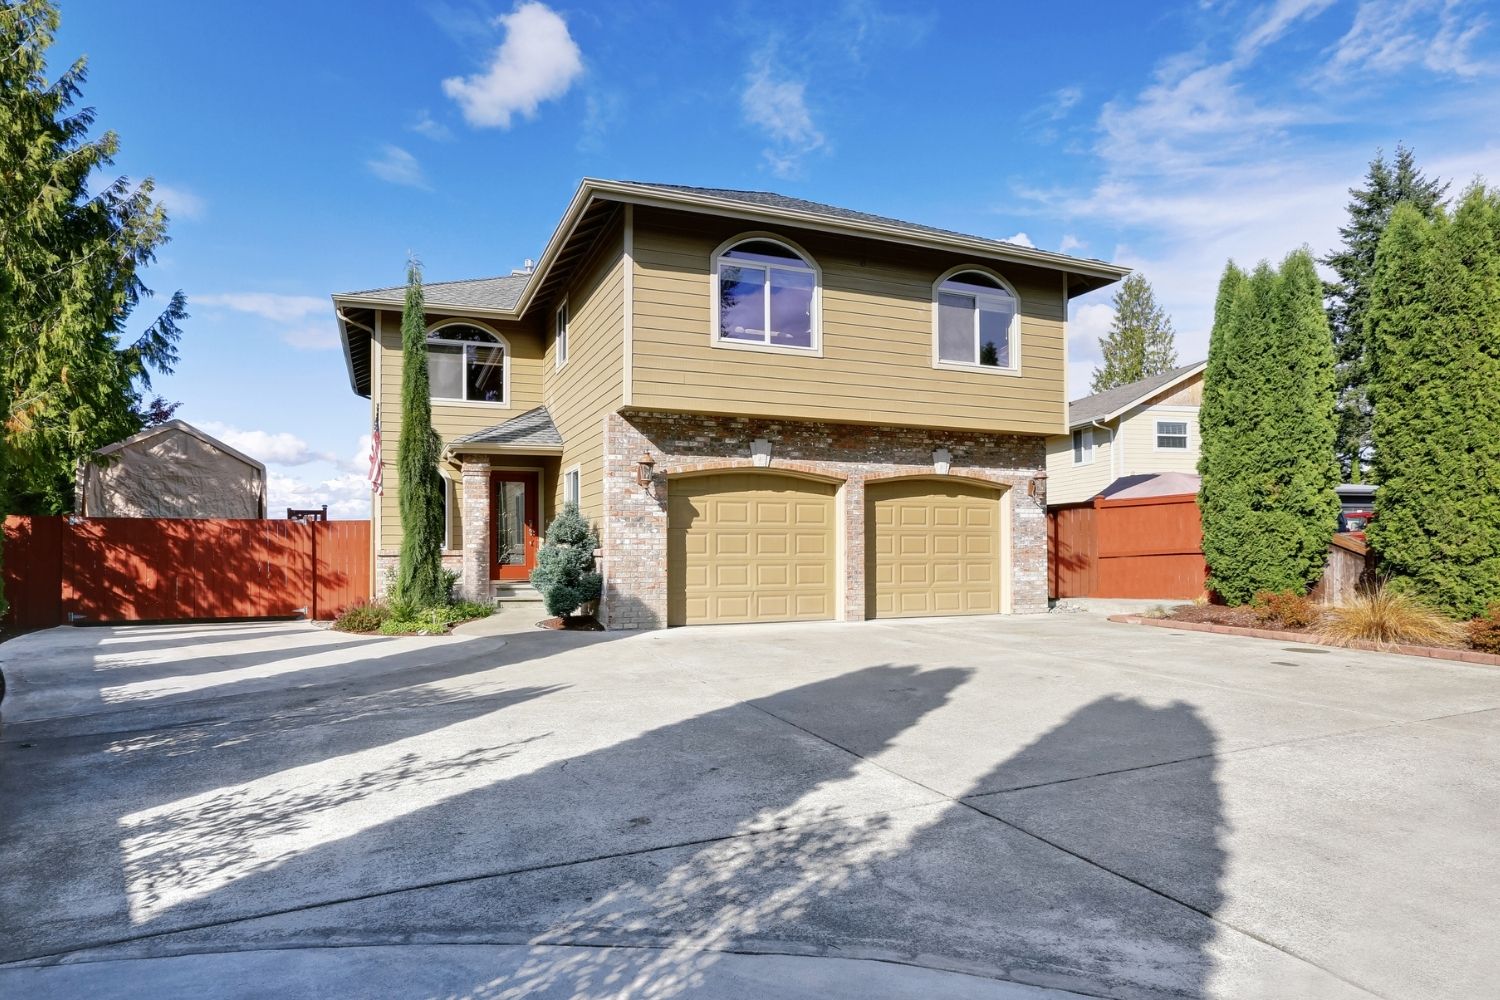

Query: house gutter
[{"left": 1091, "top": 418, "right": 1118, "bottom": 482}]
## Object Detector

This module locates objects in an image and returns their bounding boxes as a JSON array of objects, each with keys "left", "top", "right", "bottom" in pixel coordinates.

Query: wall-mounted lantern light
[
  {"left": 636, "top": 452, "right": 656, "bottom": 487},
  {"left": 1028, "top": 469, "right": 1048, "bottom": 504}
]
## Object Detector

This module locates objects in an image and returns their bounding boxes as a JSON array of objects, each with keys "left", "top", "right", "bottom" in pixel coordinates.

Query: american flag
[{"left": 367, "top": 414, "right": 383, "bottom": 495}]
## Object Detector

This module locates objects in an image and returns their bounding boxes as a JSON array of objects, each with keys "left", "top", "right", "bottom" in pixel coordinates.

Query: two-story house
[
  {"left": 1043, "top": 362, "right": 1206, "bottom": 506},
  {"left": 332, "top": 179, "right": 1128, "bottom": 629}
]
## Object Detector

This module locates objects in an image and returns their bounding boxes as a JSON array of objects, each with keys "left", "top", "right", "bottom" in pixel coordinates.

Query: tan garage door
[
  {"left": 667, "top": 473, "right": 837, "bottom": 626},
  {"left": 867, "top": 479, "right": 1003, "bottom": 619}
]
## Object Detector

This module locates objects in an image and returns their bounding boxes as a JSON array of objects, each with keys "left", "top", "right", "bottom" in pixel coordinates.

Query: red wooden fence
[
  {"left": 1049, "top": 494, "right": 1208, "bottom": 600},
  {"left": 3, "top": 516, "right": 370, "bottom": 628}
]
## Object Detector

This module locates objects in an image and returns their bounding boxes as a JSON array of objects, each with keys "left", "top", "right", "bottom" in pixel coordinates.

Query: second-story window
[
  {"left": 427, "top": 323, "right": 506, "bottom": 403},
  {"left": 555, "top": 302, "right": 569, "bottom": 370},
  {"left": 714, "top": 237, "right": 818, "bottom": 351},
  {"left": 934, "top": 269, "right": 1018, "bottom": 371}
]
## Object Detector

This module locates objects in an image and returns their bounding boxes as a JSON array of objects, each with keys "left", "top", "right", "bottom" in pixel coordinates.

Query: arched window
[
  {"left": 426, "top": 322, "right": 507, "bottom": 403},
  {"left": 714, "top": 237, "right": 819, "bottom": 352},
  {"left": 934, "top": 269, "right": 1019, "bottom": 371}
]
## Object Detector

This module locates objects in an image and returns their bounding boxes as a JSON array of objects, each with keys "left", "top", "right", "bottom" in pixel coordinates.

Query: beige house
[
  {"left": 333, "top": 179, "right": 1128, "bottom": 628},
  {"left": 1043, "top": 362, "right": 1206, "bottom": 506}
]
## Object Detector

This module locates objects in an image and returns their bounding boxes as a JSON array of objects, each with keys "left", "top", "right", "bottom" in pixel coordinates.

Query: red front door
[{"left": 491, "top": 471, "right": 541, "bottom": 581}]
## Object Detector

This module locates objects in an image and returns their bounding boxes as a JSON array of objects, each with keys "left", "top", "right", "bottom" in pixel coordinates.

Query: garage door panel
[
  {"left": 867, "top": 479, "right": 1003, "bottom": 620},
  {"left": 668, "top": 473, "right": 838, "bottom": 627}
]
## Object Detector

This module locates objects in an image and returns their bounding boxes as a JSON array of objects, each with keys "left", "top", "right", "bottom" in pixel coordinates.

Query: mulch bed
[
  {"left": 1161, "top": 603, "right": 1271, "bottom": 630},
  {"left": 537, "top": 614, "right": 605, "bottom": 632},
  {"left": 1109, "top": 613, "right": 1500, "bottom": 667}
]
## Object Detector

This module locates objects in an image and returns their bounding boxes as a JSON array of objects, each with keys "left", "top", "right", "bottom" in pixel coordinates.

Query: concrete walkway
[{"left": 2, "top": 614, "right": 1498, "bottom": 998}]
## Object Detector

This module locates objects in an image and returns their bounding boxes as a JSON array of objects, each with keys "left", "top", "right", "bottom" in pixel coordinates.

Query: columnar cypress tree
[
  {"left": 394, "top": 259, "right": 447, "bottom": 606},
  {"left": 1367, "top": 190, "right": 1500, "bottom": 616},
  {"left": 1323, "top": 146, "right": 1447, "bottom": 479},
  {"left": 1090, "top": 272, "right": 1178, "bottom": 392},
  {"left": 1198, "top": 253, "right": 1340, "bottom": 604}
]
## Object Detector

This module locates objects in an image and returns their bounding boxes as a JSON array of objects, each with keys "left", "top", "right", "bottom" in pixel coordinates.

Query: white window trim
[
  {"left": 563, "top": 464, "right": 581, "bottom": 507},
  {"left": 1072, "top": 427, "right": 1095, "bottom": 465},
  {"left": 440, "top": 472, "right": 456, "bottom": 551},
  {"left": 425, "top": 319, "right": 513, "bottom": 408},
  {"left": 708, "top": 232, "right": 823, "bottom": 358},
  {"left": 1153, "top": 418, "right": 1191, "bottom": 452},
  {"left": 554, "top": 299, "right": 569, "bottom": 372},
  {"left": 931, "top": 264, "right": 1023, "bottom": 376}
]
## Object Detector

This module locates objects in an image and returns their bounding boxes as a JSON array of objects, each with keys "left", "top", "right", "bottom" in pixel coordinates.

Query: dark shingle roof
[
  {"left": 618, "top": 181, "right": 1117, "bottom": 266},
  {"left": 448, "top": 406, "right": 562, "bottom": 450},
  {"left": 341, "top": 273, "right": 530, "bottom": 313},
  {"left": 1068, "top": 361, "right": 1206, "bottom": 428}
]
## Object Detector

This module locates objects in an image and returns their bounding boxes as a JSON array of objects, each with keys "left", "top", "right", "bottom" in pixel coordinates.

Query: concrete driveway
[{"left": 1, "top": 611, "right": 1497, "bottom": 999}]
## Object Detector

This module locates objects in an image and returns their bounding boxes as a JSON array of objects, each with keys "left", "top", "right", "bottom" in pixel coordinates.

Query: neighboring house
[
  {"left": 76, "top": 420, "right": 267, "bottom": 519},
  {"left": 332, "top": 179, "right": 1128, "bottom": 629},
  {"left": 1043, "top": 361, "right": 1206, "bottom": 506}
]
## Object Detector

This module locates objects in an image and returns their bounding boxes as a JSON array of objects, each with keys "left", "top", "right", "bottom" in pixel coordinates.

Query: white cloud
[
  {"left": 153, "top": 183, "right": 205, "bottom": 220},
  {"left": 1067, "top": 301, "right": 1115, "bottom": 397},
  {"left": 196, "top": 293, "right": 325, "bottom": 323},
  {"left": 441, "top": 2, "right": 583, "bottom": 129},
  {"left": 267, "top": 472, "right": 372, "bottom": 520},
  {"left": 1328, "top": 0, "right": 1489, "bottom": 79},
  {"left": 1002, "top": 232, "right": 1035, "bottom": 248},
  {"left": 1236, "top": 0, "right": 1337, "bottom": 61},
  {"left": 196, "top": 293, "right": 337, "bottom": 351},
  {"left": 410, "top": 109, "right": 453, "bottom": 141},
  {"left": 1059, "top": 234, "right": 1087, "bottom": 255},
  {"left": 742, "top": 55, "right": 826, "bottom": 177},
  {"left": 366, "top": 145, "right": 428, "bottom": 189},
  {"left": 197, "top": 422, "right": 336, "bottom": 467}
]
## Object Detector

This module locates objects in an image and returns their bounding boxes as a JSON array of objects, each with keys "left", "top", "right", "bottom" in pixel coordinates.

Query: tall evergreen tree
[
  {"left": 1198, "top": 252, "right": 1340, "bottom": 604},
  {"left": 1323, "top": 145, "right": 1447, "bottom": 479},
  {"left": 1, "top": 0, "right": 186, "bottom": 616},
  {"left": 393, "top": 259, "right": 446, "bottom": 607},
  {"left": 1090, "top": 272, "right": 1178, "bottom": 392},
  {"left": 1367, "top": 190, "right": 1500, "bottom": 617}
]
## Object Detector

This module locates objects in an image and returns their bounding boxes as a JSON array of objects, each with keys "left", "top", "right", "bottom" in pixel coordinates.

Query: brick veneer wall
[{"left": 601, "top": 411, "right": 1048, "bottom": 630}]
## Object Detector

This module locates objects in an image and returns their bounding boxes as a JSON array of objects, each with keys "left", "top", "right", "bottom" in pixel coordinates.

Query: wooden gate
[
  {"left": 3, "top": 516, "right": 370, "bottom": 628},
  {"left": 1048, "top": 494, "right": 1208, "bottom": 600}
]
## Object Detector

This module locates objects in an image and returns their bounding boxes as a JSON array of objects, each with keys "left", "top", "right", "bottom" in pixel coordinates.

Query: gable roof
[
  {"left": 90, "top": 419, "right": 267, "bottom": 474},
  {"left": 444, "top": 406, "right": 564, "bottom": 457},
  {"left": 340, "top": 274, "right": 529, "bottom": 313},
  {"left": 1066, "top": 361, "right": 1207, "bottom": 429}
]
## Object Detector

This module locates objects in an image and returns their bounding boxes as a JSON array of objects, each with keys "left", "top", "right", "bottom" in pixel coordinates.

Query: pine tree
[
  {"left": 393, "top": 259, "right": 447, "bottom": 607},
  {"left": 1, "top": 0, "right": 186, "bottom": 615},
  {"left": 1323, "top": 146, "right": 1447, "bottom": 479},
  {"left": 1090, "top": 272, "right": 1178, "bottom": 392},
  {"left": 1367, "top": 190, "right": 1500, "bottom": 617},
  {"left": 530, "top": 503, "right": 602, "bottom": 619},
  {"left": 1198, "top": 253, "right": 1340, "bottom": 604}
]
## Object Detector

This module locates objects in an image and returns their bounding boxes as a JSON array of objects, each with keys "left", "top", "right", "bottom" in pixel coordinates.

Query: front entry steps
[{"left": 492, "top": 581, "right": 544, "bottom": 604}]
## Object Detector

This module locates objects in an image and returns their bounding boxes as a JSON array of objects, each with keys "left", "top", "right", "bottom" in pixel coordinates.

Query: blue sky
[{"left": 56, "top": 0, "right": 1500, "bottom": 516}]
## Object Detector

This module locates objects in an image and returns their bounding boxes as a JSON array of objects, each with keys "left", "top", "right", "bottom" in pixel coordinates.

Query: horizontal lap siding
[
  {"left": 1044, "top": 429, "right": 1116, "bottom": 505},
  {"left": 542, "top": 219, "right": 625, "bottom": 526},
  {"left": 629, "top": 207, "right": 1068, "bottom": 436},
  {"left": 375, "top": 309, "right": 546, "bottom": 552},
  {"left": 1119, "top": 404, "right": 1201, "bottom": 479}
]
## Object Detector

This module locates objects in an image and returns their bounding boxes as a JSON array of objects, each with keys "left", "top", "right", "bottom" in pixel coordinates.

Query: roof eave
[
  {"left": 1068, "top": 362, "right": 1209, "bottom": 429},
  {"left": 441, "top": 442, "right": 565, "bottom": 462},
  {"left": 330, "top": 293, "right": 523, "bottom": 321}
]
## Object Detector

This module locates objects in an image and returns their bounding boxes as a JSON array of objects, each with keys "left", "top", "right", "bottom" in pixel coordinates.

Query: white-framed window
[
  {"left": 441, "top": 474, "right": 456, "bottom": 550},
  {"left": 426, "top": 322, "right": 508, "bottom": 404},
  {"left": 1072, "top": 427, "right": 1095, "bottom": 465},
  {"left": 1156, "top": 420, "right": 1189, "bottom": 450},
  {"left": 712, "top": 235, "right": 820, "bottom": 353},
  {"left": 554, "top": 301, "right": 569, "bottom": 371},
  {"left": 563, "top": 465, "right": 581, "bottom": 507},
  {"left": 933, "top": 267, "right": 1019, "bottom": 372}
]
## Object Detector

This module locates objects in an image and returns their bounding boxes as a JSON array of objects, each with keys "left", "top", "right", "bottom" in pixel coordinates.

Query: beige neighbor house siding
[
  {"left": 629, "top": 206, "right": 1069, "bottom": 436},
  {"left": 1118, "top": 404, "right": 1201, "bottom": 478},
  {"left": 373, "top": 309, "right": 546, "bottom": 554},
  {"left": 1044, "top": 427, "right": 1117, "bottom": 505},
  {"left": 541, "top": 216, "right": 626, "bottom": 527}
]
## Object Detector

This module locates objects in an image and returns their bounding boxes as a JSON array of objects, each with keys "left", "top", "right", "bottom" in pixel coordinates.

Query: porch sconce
[
  {"left": 1028, "top": 470, "right": 1048, "bottom": 504},
  {"left": 635, "top": 452, "right": 656, "bottom": 487},
  {"left": 750, "top": 438, "right": 773, "bottom": 467},
  {"left": 932, "top": 448, "right": 952, "bottom": 476}
]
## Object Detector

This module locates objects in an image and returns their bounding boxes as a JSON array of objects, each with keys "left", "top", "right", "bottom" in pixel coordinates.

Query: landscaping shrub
[
  {"left": 1315, "top": 586, "right": 1466, "bottom": 649},
  {"left": 1469, "top": 605, "right": 1500, "bottom": 654},
  {"left": 530, "top": 503, "right": 602, "bottom": 619},
  {"left": 332, "top": 601, "right": 389, "bottom": 633},
  {"left": 1250, "top": 590, "right": 1320, "bottom": 630}
]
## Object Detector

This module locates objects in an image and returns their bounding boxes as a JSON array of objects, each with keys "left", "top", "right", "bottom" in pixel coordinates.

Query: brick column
[
  {"left": 460, "top": 458, "right": 491, "bottom": 603},
  {"left": 1011, "top": 481, "right": 1048, "bottom": 613},
  {"left": 601, "top": 413, "right": 667, "bottom": 629},
  {"left": 841, "top": 477, "right": 866, "bottom": 621}
]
